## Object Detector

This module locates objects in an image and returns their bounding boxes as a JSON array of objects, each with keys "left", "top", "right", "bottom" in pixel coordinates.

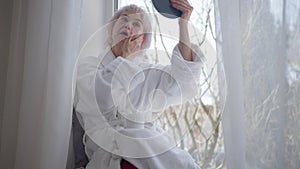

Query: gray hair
[{"left": 106, "top": 4, "right": 152, "bottom": 50}]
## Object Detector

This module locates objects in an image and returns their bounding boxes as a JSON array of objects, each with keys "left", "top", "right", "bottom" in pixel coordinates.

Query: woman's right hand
[{"left": 121, "top": 34, "right": 144, "bottom": 59}]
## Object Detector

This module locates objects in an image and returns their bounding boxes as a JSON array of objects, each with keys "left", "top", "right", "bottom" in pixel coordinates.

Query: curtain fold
[
  {"left": 214, "top": 0, "right": 246, "bottom": 168},
  {"left": 0, "top": 0, "right": 82, "bottom": 168},
  {"left": 0, "top": 0, "right": 29, "bottom": 167}
]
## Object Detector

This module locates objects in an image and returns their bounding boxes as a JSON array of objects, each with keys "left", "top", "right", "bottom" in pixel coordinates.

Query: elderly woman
[{"left": 75, "top": 1, "right": 204, "bottom": 169}]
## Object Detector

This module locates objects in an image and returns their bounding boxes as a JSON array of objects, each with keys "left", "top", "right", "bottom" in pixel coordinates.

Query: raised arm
[{"left": 171, "top": 0, "right": 194, "bottom": 61}]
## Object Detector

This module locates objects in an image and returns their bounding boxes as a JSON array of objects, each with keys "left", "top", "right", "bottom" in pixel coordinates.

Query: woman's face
[{"left": 111, "top": 9, "right": 144, "bottom": 45}]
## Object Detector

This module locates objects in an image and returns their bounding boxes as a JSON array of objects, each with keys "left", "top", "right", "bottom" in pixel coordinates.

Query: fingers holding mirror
[{"left": 170, "top": 0, "right": 193, "bottom": 21}]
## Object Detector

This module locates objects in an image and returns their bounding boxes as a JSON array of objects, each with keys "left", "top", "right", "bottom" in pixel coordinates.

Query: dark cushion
[{"left": 72, "top": 107, "right": 89, "bottom": 168}]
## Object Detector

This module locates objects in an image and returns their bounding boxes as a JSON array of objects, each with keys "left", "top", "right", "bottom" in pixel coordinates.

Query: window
[{"left": 116, "top": 0, "right": 226, "bottom": 168}]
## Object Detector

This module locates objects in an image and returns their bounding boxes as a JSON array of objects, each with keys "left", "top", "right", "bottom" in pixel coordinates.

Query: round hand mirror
[{"left": 152, "top": 0, "right": 182, "bottom": 18}]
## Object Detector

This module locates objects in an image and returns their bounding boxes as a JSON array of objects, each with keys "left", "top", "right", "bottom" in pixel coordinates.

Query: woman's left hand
[{"left": 171, "top": 0, "right": 193, "bottom": 21}]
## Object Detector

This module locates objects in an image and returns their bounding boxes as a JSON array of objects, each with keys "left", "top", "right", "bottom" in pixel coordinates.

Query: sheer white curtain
[
  {"left": 0, "top": 0, "right": 83, "bottom": 168},
  {"left": 215, "top": 0, "right": 300, "bottom": 168}
]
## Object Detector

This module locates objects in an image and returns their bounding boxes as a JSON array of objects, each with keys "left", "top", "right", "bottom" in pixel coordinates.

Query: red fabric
[{"left": 121, "top": 159, "right": 138, "bottom": 169}]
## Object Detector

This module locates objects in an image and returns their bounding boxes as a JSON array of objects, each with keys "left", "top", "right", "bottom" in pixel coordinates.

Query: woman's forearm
[
  {"left": 170, "top": 0, "right": 194, "bottom": 61},
  {"left": 178, "top": 20, "right": 193, "bottom": 61}
]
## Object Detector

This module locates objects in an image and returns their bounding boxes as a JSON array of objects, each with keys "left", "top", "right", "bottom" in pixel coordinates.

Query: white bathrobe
[{"left": 74, "top": 44, "right": 204, "bottom": 169}]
